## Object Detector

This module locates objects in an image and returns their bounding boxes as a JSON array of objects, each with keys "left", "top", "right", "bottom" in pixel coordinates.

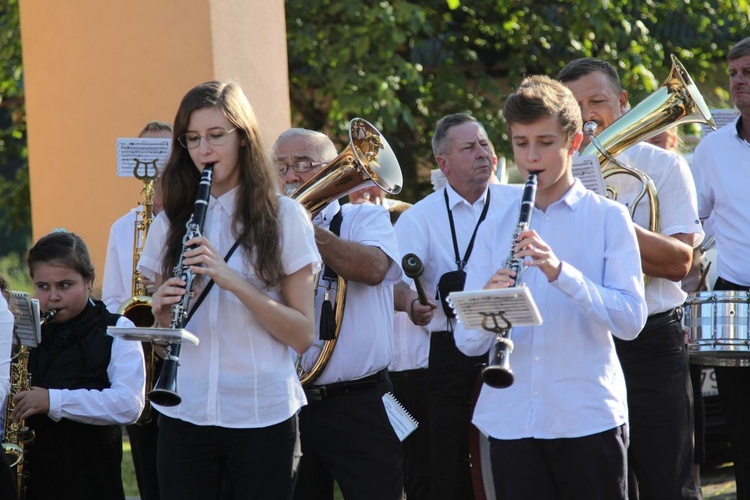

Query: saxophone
[
  {"left": 3, "top": 308, "right": 57, "bottom": 498},
  {"left": 148, "top": 163, "right": 214, "bottom": 407},
  {"left": 480, "top": 172, "right": 538, "bottom": 388}
]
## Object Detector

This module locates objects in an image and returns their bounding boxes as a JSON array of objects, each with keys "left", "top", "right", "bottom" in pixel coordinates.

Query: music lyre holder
[{"left": 133, "top": 158, "right": 160, "bottom": 182}]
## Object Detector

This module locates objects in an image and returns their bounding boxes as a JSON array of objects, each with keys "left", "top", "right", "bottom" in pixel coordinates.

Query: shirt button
[
  {"left": 534, "top": 392, "right": 539, "bottom": 397},
  {"left": 535, "top": 356, "right": 541, "bottom": 362}
]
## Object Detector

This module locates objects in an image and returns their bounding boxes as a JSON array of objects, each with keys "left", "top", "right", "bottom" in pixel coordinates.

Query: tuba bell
[
  {"left": 580, "top": 54, "right": 716, "bottom": 234},
  {"left": 292, "top": 118, "right": 402, "bottom": 386}
]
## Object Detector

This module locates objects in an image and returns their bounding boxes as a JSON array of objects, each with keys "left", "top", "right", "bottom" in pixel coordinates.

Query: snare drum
[{"left": 684, "top": 291, "right": 750, "bottom": 366}]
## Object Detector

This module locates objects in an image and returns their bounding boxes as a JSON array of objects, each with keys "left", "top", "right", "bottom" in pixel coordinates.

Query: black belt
[
  {"left": 305, "top": 368, "right": 388, "bottom": 401},
  {"left": 642, "top": 307, "right": 682, "bottom": 334}
]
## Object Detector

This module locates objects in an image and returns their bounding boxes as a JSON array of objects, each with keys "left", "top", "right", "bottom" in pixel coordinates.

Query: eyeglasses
[
  {"left": 178, "top": 128, "right": 237, "bottom": 149},
  {"left": 275, "top": 161, "right": 326, "bottom": 175}
]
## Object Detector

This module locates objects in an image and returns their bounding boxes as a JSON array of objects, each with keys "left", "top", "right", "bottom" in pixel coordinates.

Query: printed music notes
[
  {"left": 8, "top": 291, "right": 42, "bottom": 348},
  {"left": 116, "top": 137, "right": 173, "bottom": 178},
  {"left": 572, "top": 155, "right": 607, "bottom": 196},
  {"left": 382, "top": 392, "right": 418, "bottom": 441},
  {"left": 447, "top": 286, "right": 543, "bottom": 331}
]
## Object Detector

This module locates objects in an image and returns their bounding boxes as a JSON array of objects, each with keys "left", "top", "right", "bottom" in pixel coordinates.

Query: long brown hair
[{"left": 160, "top": 81, "right": 283, "bottom": 287}]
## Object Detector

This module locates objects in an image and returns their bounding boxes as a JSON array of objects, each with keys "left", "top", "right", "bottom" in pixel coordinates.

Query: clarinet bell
[{"left": 482, "top": 339, "right": 515, "bottom": 388}]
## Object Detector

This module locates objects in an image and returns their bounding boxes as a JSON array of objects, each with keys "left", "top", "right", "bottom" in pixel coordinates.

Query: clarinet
[
  {"left": 481, "top": 171, "right": 538, "bottom": 388},
  {"left": 149, "top": 163, "right": 214, "bottom": 407}
]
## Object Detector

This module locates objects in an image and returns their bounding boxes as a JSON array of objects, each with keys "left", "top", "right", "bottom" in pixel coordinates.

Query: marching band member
[
  {"left": 15, "top": 231, "right": 145, "bottom": 500},
  {"left": 273, "top": 128, "right": 405, "bottom": 500},
  {"left": 456, "top": 75, "right": 646, "bottom": 499},
  {"left": 393, "top": 113, "right": 519, "bottom": 500},
  {"left": 139, "top": 81, "right": 319, "bottom": 500},
  {"left": 101, "top": 119, "right": 172, "bottom": 500},
  {"left": 692, "top": 36, "right": 750, "bottom": 500},
  {"left": 559, "top": 58, "right": 704, "bottom": 500}
]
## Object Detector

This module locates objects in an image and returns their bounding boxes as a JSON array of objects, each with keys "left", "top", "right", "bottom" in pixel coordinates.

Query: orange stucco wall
[{"left": 19, "top": 0, "right": 290, "bottom": 293}]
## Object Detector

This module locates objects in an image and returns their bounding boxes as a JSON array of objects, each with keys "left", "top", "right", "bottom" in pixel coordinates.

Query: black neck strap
[
  {"left": 186, "top": 239, "right": 242, "bottom": 326},
  {"left": 321, "top": 208, "right": 344, "bottom": 281},
  {"left": 444, "top": 188, "right": 491, "bottom": 271}
]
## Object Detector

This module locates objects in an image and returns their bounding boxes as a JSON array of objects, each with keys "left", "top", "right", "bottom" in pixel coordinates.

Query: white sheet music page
[
  {"left": 572, "top": 155, "right": 606, "bottom": 196},
  {"left": 448, "top": 286, "right": 543, "bottom": 330},
  {"left": 116, "top": 137, "right": 172, "bottom": 178}
]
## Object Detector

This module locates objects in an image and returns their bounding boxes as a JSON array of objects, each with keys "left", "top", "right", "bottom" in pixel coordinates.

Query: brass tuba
[
  {"left": 292, "top": 118, "right": 402, "bottom": 386},
  {"left": 117, "top": 160, "right": 159, "bottom": 423},
  {"left": 580, "top": 55, "right": 716, "bottom": 235}
]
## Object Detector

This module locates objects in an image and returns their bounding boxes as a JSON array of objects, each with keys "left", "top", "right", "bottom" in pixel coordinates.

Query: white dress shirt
[
  {"left": 394, "top": 183, "right": 522, "bottom": 334},
  {"left": 102, "top": 208, "right": 140, "bottom": 313},
  {"left": 611, "top": 142, "right": 704, "bottom": 313},
  {"left": 692, "top": 116, "right": 750, "bottom": 285},
  {"left": 388, "top": 309, "right": 430, "bottom": 372},
  {"left": 0, "top": 294, "right": 13, "bottom": 404},
  {"left": 47, "top": 310, "right": 145, "bottom": 425},
  {"left": 298, "top": 201, "right": 401, "bottom": 385},
  {"left": 455, "top": 180, "right": 647, "bottom": 440},
  {"left": 139, "top": 190, "right": 321, "bottom": 428}
]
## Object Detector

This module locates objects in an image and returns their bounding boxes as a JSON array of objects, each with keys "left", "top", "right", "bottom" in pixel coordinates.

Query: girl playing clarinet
[{"left": 140, "top": 81, "right": 319, "bottom": 500}]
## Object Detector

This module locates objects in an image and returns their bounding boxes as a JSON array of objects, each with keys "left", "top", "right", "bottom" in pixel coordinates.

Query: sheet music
[
  {"left": 8, "top": 291, "right": 41, "bottom": 348},
  {"left": 448, "top": 286, "right": 543, "bottom": 330},
  {"left": 382, "top": 392, "right": 418, "bottom": 441},
  {"left": 700, "top": 108, "right": 738, "bottom": 138},
  {"left": 572, "top": 154, "right": 606, "bottom": 196},
  {"left": 116, "top": 137, "right": 172, "bottom": 178}
]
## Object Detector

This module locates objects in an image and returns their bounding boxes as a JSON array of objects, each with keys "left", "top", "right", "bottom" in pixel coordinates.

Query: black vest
[{"left": 30, "top": 300, "right": 119, "bottom": 390}]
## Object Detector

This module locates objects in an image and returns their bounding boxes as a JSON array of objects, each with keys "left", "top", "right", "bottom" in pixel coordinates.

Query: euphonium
[
  {"left": 149, "top": 163, "right": 214, "bottom": 407},
  {"left": 481, "top": 172, "right": 538, "bottom": 389},
  {"left": 117, "top": 163, "right": 158, "bottom": 424},
  {"left": 3, "top": 308, "right": 57, "bottom": 498},
  {"left": 580, "top": 55, "right": 716, "bottom": 234},
  {"left": 292, "top": 118, "right": 402, "bottom": 386}
]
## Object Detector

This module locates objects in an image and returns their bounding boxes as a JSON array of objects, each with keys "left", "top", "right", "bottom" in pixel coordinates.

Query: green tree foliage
[
  {"left": 286, "top": 0, "right": 750, "bottom": 201},
  {"left": 0, "top": 0, "right": 31, "bottom": 255}
]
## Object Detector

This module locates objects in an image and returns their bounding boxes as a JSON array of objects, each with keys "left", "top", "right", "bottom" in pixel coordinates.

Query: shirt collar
[
  {"left": 313, "top": 199, "right": 341, "bottom": 226},
  {"left": 211, "top": 185, "right": 240, "bottom": 217},
  {"left": 552, "top": 178, "right": 586, "bottom": 211},
  {"left": 444, "top": 182, "right": 490, "bottom": 211}
]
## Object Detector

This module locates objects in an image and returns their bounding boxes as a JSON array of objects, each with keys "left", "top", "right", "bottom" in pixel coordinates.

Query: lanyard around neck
[{"left": 444, "top": 187, "right": 491, "bottom": 271}]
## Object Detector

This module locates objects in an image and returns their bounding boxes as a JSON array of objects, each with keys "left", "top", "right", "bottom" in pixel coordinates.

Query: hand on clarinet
[
  {"left": 487, "top": 229, "right": 562, "bottom": 286},
  {"left": 182, "top": 236, "right": 241, "bottom": 291},
  {"left": 151, "top": 277, "right": 186, "bottom": 327}
]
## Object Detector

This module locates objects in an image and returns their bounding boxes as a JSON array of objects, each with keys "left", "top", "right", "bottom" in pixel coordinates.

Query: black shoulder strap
[
  {"left": 321, "top": 208, "right": 343, "bottom": 281},
  {"left": 185, "top": 239, "right": 242, "bottom": 325},
  {"left": 444, "top": 188, "right": 491, "bottom": 271}
]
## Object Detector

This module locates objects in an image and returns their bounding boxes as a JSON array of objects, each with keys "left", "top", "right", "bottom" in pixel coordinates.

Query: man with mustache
[
  {"left": 393, "top": 113, "right": 520, "bottom": 500},
  {"left": 691, "top": 37, "right": 750, "bottom": 500},
  {"left": 559, "top": 59, "right": 704, "bottom": 499},
  {"left": 273, "top": 128, "right": 405, "bottom": 500}
]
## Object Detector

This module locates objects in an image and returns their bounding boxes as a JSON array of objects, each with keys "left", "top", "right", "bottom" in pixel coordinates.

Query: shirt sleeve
[
  {"left": 348, "top": 204, "right": 402, "bottom": 283},
  {"left": 551, "top": 203, "right": 647, "bottom": 340},
  {"left": 101, "top": 214, "right": 130, "bottom": 313},
  {"left": 48, "top": 316, "right": 146, "bottom": 425}
]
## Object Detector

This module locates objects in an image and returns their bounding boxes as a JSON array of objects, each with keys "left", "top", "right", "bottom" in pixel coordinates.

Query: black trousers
[
  {"left": 156, "top": 414, "right": 300, "bottom": 500},
  {"left": 713, "top": 276, "right": 750, "bottom": 500},
  {"left": 428, "top": 330, "right": 485, "bottom": 500},
  {"left": 489, "top": 425, "right": 629, "bottom": 500},
  {"left": 126, "top": 408, "right": 161, "bottom": 500},
  {"left": 615, "top": 314, "right": 699, "bottom": 500},
  {"left": 0, "top": 450, "right": 18, "bottom": 500},
  {"left": 294, "top": 372, "right": 404, "bottom": 500},
  {"left": 390, "top": 368, "right": 430, "bottom": 500}
]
